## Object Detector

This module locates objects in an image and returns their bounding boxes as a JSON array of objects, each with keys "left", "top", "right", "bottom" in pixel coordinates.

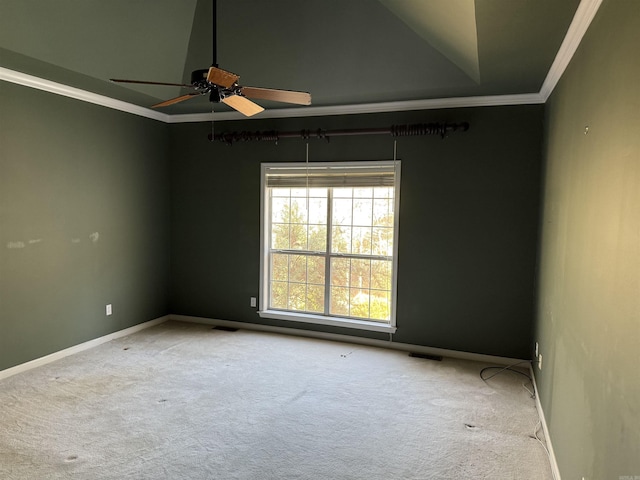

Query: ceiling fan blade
[
  {"left": 221, "top": 95, "right": 264, "bottom": 117},
  {"left": 110, "top": 78, "right": 195, "bottom": 88},
  {"left": 152, "top": 93, "right": 202, "bottom": 108},
  {"left": 241, "top": 87, "right": 311, "bottom": 105},
  {"left": 206, "top": 66, "right": 239, "bottom": 88}
]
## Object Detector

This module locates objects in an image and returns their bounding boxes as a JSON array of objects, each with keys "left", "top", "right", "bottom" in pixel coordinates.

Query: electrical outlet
[
  {"left": 538, "top": 353, "right": 543, "bottom": 370},
  {"left": 106, "top": 304, "right": 112, "bottom": 316},
  {"left": 250, "top": 297, "right": 257, "bottom": 308}
]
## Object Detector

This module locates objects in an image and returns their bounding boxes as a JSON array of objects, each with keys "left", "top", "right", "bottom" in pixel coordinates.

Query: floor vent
[
  {"left": 409, "top": 352, "right": 443, "bottom": 361},
  {"left": 212, "top": 326, "right": 239, "bottom": 332}
]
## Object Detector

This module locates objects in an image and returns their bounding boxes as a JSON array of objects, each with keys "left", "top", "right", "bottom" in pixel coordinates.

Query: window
[{"left": 260, "top": 161, "right": 400, "bottom": 333}]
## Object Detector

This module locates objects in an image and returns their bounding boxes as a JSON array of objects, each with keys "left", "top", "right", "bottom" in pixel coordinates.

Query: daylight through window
[{"left": 260, "top": 161, "right": 400, "bottom": 332}]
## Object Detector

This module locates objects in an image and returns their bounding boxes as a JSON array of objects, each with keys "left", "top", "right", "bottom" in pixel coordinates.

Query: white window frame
[{"left": 259, "top": 161, "right": 400, "bottom": 333}]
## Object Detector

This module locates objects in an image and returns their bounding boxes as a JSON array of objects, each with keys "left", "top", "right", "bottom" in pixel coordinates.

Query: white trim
[
  {"left": 0, "top": 0, "right": 600, "bottom": 121},
  {"left": 390, "top": 159, "right": 401, "bottom": 325},
  {"left": 260, "top": 161, "right": 400, "bottom": 332},
  {"left": 1, "top": 66, "right": 542, "bottom": 123},
  {"left": 539, "top": 0, "right": 603, "bottom": 101},
  {"left": 258, "top": 310, "right": 397, "bottom": 334},
  {"left": 0, "top": 67, "right": 169, "bottom": 123},
  {"left": 170, "top": 314, "right": 526, "bottom": 366},
  {"left": 0, "top": 316, "right": 170, "bottom": 381},
  {"left": 170, "top": 93, "right": 545, "bottom": 122},
  {"left": 530, "top": 366, "right": 562, "bottom": 480}
]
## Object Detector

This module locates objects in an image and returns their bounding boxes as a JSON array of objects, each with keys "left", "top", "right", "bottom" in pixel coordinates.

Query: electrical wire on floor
[
  {"left": 533, "top": 419, "right": 558, "bottom": 480},
  {"left": 533, "top": 420, "right": 551, "bottom": 457},
  {"left": 480, "top": 361, "right": 557, "bottom": 480},
  {"left": 479, "top": 360, "right": 535, "bottom": 398}
]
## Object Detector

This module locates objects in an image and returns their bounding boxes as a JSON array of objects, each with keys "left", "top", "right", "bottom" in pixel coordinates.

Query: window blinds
[{"left": 264, "top": 161, "right": 397, "bottom": 188}]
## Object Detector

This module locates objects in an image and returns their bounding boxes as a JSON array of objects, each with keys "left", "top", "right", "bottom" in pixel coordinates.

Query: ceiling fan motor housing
[
  {"left": 209, "top": 89, "right": 222, "bottom": 103},
  {"left": 191, "top": 69, "right": 210, "bottom": 85}
]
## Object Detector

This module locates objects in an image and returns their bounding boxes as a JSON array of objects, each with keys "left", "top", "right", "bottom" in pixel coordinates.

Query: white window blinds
[{"left": 264, "top": 162, "right": 396, "bottom": 188}]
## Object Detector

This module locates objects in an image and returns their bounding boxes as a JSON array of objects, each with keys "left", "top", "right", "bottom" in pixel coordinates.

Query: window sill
[{"left": 257, "top": 310, "right": 397, "bottom": 334}]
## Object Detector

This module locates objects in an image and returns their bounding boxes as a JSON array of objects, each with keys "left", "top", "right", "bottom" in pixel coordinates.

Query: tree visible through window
[{"left": 261, "top": 162, "right": 400, "bottom": 330}]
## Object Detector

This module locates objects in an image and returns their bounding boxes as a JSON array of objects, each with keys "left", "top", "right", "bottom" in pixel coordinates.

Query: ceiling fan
[{"left": 109, "top": 0, "right": 311, "bottom": 116}]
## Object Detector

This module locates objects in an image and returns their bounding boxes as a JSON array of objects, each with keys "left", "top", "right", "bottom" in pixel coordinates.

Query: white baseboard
[
  {"left": 170, "top": 314, "right": 526, "bottom": 366},
  {"left": 0, "top": 316, "right": 170, "bottom": 381},
  {"left": 530, "top": 366, "right": 561, "bottom": 480},
  {"left": 1, "top": 312, "right": 527, "bottom": 380}
]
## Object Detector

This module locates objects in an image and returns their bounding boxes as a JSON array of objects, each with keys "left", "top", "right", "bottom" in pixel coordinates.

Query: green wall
[
  {"left": 0, "top": 82, "right": 171, "bottom": 371},
  {"left": 535, "top": 0, "right": 640, "bottom": 478},
  {"left": 2, "top": 2, "right": 638, "bottom": 474},
  {"left": 170, "top": 105, "right": 543, "bottom": 359}
]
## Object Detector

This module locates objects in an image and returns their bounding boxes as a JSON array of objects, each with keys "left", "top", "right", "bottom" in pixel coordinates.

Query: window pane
[
  {"left": 289, "top": 255, "right": 307, "bottom": 283},
  {"left": 370, "top": 290, "right": 391, "bottom": 321},
  {"left": 350, "top": 259, "right": 371, "bottom": 289},
  {"left": 330, "top": 286, "right": 349, "bottom": 316},
  {"left": 308, "top": 256, "right": 325, "bottom": 285},
  {"left": 272, "top": 224, "right": 290, "bottom": 249},
  {"left": 332, "top": 198, "right": 352, "bottom": 225},
  {"left": 353, "top": 199, "right": 373, "bottom": 226},
  {"left": 272, "top": 188, "right": 290, "bottom": 197},
  {"left": 333, "top": 187, "right": 352, "bottom": 198},
  {"left": 271, "top": 281, "right": 288, "bottom": 309},
  {"left": 271, "top": 197, "right": 290, "bottom": 223},
  {"left": 331, "top": 225, "right": 351, "bottom": 254},
  {"left": 272, "top": 253, "right": 289, "bottom": 282},
  {"left": 307, "top": 285, "right": 324, "bottom": 313},
  {"left": 331, "top": 257, "right": 350, "bottom": 287},
  {"left": 290, "top": 188, "right": 308, "bottom": 197},
  {"left": 372, "top": 227, "right": 393, "bottom": 256},
  {"left": 371, "top": 260, "right": 392, "bottom": 290},
  {"left": 308, "top": 225, "right": 326, "bottom": 252},
  {"left": 309, "top": 187, "right": 327, "bottom": 198},
  {"left": 352, "top": 227, "right": 372, "bottom": 255},
  {"left": 374, "top": 187, "right": 394, "bottom": 199},
  {"left": 353, "top": 187, "right": 373, "bottom": 198},
  {"left": 289, "top": 284, "right": 306, "bottom": 311},
  {"left": 309, "top": 198, "right": 327, "bottom": 225},
  {"left": 373, "top": 199, "right": 393, "bottom": 226},
  {"left": 350, "top": 288, "right": 370, "bottom": 318},
  {"left": 290, "top": 224, "right": 308, "bottom": 250},
  {"left": 290, "top": 197, "right": 308, "bottom": 224}
]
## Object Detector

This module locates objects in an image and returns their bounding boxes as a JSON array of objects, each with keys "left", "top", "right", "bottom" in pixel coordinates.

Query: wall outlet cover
[{"left": 538, "top": 353, "right": 543, "bottom": 370}]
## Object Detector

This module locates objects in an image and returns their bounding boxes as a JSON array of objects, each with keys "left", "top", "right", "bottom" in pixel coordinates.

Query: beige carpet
[{"left": 0, "top": 321, "right": 552, "bottom": 479}]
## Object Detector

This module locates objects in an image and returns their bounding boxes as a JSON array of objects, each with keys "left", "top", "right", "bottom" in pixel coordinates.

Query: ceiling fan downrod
[{"left": 212, "top": 0, "right": 217, "bottom": 67}]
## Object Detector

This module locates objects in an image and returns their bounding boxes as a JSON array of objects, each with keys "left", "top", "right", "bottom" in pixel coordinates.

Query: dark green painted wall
[
  {"left": 0, "top": 82, "right": 171, "bottom": 371},
  {"left": 170, "top": 105, "right": 543, "bottom": 359},
  {"left": 534, "top": 1, "right": 640, "bottom": 478}
]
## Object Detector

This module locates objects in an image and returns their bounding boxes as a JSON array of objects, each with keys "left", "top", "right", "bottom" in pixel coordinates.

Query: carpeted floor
[{"left": 0, "top": 321, "right": 553, "bottom": 479}]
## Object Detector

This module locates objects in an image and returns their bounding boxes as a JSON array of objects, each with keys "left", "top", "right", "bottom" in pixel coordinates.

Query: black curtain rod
[{"left": 208, "top": 122, "right": 469, "bottom": 145}]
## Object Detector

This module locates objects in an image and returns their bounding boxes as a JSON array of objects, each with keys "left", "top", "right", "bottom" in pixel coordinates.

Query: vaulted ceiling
[{"left": 0, "top": 0, "right": 582, "bottom": 119}]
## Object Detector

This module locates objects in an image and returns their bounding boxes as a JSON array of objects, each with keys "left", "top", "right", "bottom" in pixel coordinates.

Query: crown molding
[
  {"left": 168, "top": 93, "right": 545, "bottom": 123},
  {"left": 539, "top": 0, "right": 603, "bottom": 101},
  {"left": 1, "top": 0, "right": 601, "bottom": 123},
  {"left": 0, "top": 67, "right": 169, "bottom": 122}
]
